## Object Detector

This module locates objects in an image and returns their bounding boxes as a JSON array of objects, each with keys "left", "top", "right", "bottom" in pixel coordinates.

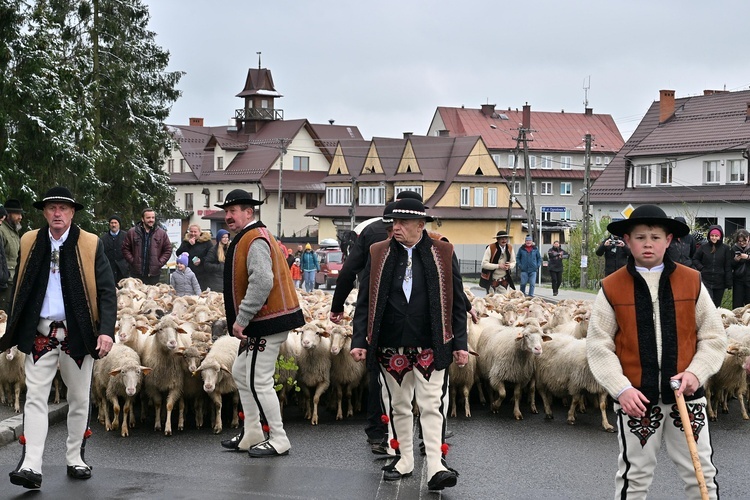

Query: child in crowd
[
  {"left": 587, "top": 204, "right": 726, "bottom": 500},
  {"left": 171, "top": 252, "right": 201, "bottom": 296},
  {"left": 290, "top": 257, "right": 302, "bottom": 289}
]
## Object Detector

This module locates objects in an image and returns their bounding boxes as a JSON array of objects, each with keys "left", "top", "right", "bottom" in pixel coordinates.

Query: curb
[{"left": 0, "top": 402, "right": 69, "bottom": 448}]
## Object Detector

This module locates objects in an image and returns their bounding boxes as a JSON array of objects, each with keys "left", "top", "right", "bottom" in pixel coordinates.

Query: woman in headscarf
[{"left": 692, "top": 225, "right": 732, "bottom": 307}]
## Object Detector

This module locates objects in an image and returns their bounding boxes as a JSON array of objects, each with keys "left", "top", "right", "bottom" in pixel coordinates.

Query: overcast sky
[{"left": 145, "top": 0, "right": 750, "bottom": 142}]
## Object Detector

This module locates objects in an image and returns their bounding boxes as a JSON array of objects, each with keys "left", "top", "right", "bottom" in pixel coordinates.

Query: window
[
  {"left": 560, "top": 156, "right": 572, "bottom": 170},
  {"left": 492, "top": 154, "right": 501, "bottom": 166},
  {"left": 530, "top": 182, "right": 537, "bottom": 195},
  {"left": 541, "top": 156, "right": 553, "bottom": 169},
  {"left": 541, "top": 182, "right": 553, "bottom": 195},
  {"left": 564, "top": 209, "right": 572, "bottom": 220},
  {"left": 283, "top": 193, "right": 296, "bottom": 209},
  {"left": 460, "top": 186, "right": 470, "bottom": 207},
  {"left": 180, "top": 159, "right": 186, "bottom": 173},
  {"left": 185, "top": 193, "right": 193, "bottom": 211},
  {"left": 293, "top": 156, "right": 310, "bottom": 171},
  {"left": 604, "top": 156, "right": 611, "bottom": 165},
  {"left": 528, "top": 156, "right": 537, "bottom": 169},
  {"left": 305, "top": 193, "right": 318, "bottom": 209},
  {"left": 728, "top": 159, "right": 746, "bottom": 183},
  {"left": 359, "top": 186, "right": 385, "bottom": 206},
  {"left": 487, "top": 188, "right": 497, "bottom": 208},
  {"left": 513, "top": 182, "right": 521, "bottom": 195},
  {"left": 261, "top": 99, "right": 268, "bottom": 109},
  {"left": 473, "top": 187, "right": 484, "bottom": 207},
  {"left": 595, "top": 156, "right": 602, "bottom": 165},
  {"left": 704, "top": 161, "right": 720, "bottom": 184},
  {"left": 560, "top": 182, "right": 572, "bottom": 195},
  {"left": 168, "top": 158, "right": 174, "bottom": 173},
  {"left": 394, "top": 186, "right": 423, "bottom": 198},
  {"left": 203, "top": 190, "right": 210, "bottom": 208},
  {"left": 217, "top": 157, "right": 224, "bottom": 171},
  {"left": 217, "top": 189, "right": 223, "bottom": 204},
  {"left": 658, "top": 162, "right": 673, "bottom": 185},
  {"left": 508, "top": 154, "right": 516, "bottom": 168},
  {"left": 326, "top": 186, "right": 351, "bottom": 206},
  {"left": 637, "top": 165, "right": 652, "bottom": 186}
]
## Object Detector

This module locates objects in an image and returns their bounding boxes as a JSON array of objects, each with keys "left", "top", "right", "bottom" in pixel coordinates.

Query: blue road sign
[{"left": 541, "top": 206, "right": 566, "bottom": 213}]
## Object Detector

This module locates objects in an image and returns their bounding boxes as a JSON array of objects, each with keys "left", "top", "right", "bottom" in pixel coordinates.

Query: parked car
[{"left": 315, "top": 240, "right": 344, "bottom": 289}]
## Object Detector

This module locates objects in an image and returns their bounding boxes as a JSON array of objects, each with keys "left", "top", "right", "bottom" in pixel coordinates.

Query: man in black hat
[
  {"left": 0, "top": 206, "right": 9, "bottom": 302},
  {"left": 121, "top": 208, "right": 172, "bottom": 286},
  {"left": 480, "top": 230, "right": 515, "bottom": 293},
  {"left": 351, "top": 197, "right": 467, "bottom": 491},
  {"left": 0, "top": 198, "right": 24, "bottom": 312},
  {"left": 216, "top": 189, "right": 304, "bottom": 458},
  {"left": 1, "top": 186, "right": 116, "bottom": 489},
  {"left": 587, "top": 204, "right": 726, "bottom": 499},
  {"left": 99, "top": 214, "right": 129, "bottom": 286}
]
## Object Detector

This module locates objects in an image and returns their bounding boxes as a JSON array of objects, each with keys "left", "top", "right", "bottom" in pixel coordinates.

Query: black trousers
[
  {"left": 708, "top": 287, "right": 725, "bottom": 307},
  {"left": 365, "top": 366, "right": 386, "bottom": 442},
  {"left": 733, "top": 280, "right": 750, "bottom": 309},
  {"left": 549, "top": 270, "right": 562, "bottom": 293}
]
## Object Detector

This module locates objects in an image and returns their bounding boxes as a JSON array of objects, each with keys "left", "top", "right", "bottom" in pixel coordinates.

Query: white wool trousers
[
  {"left": 21, "top": 336, "right": 93, "bottom": 473},
  {"left": 614, "top": 398, "right": 718, "bottom": 500},
  {"left": 232, "top": 333, "right": 290, "bottom": 453},
  {"left": 379, "top": 352, "right": 450, "bottom": 479}
]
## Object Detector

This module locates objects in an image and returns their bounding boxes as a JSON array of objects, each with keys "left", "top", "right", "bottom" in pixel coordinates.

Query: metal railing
[{"left": 235, "top": 108, "right": 284, "bottom": 121}]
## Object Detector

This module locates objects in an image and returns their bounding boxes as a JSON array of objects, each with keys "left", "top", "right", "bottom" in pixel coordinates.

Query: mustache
[{"left": 226, "top": 218, "right": 235, "bottom": 225}]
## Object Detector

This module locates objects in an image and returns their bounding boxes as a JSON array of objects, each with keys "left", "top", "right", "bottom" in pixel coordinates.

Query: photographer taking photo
[{"left": 596, "top": 233, "right": 630, "bottom": 277}]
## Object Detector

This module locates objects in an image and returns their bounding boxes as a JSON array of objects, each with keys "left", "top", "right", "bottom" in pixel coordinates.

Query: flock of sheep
[{"left": 1, "top": 278, "right": 749, "bottom": 439}]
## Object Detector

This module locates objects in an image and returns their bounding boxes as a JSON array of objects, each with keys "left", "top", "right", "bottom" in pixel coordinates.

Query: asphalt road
[{"left": 0, "top": 394, "right": 748, "bottom": 499}]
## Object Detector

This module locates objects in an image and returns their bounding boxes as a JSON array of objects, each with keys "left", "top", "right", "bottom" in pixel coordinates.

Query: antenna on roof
[
  {"left": 583, "top": 75, "right": 591, "bottom": 109},
  {"left": 257, "top": 52, "right": 262, "bottom": 69}
]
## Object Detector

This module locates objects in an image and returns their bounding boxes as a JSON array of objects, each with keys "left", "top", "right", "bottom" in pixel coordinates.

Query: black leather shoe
[
  {"left": 248, "top": 442, "right": 289, "bottom": 458},
  {"left": 383, "top": 469, "right": 412, "bottom": 481},
  {"left": 221, "top": 430, "right": 244, "bottom": 450},
  {"left": 427, "top": 470, "right": 458, "bottom": 490},
  {"left": 9, "top": 468, "right": 42, "bottom": 489},
  {"left": 371, "top": 442, "right": 388, "bottom": 455},
  {"left": 66, "top": 465, "right": 92, "bottom": 480}
]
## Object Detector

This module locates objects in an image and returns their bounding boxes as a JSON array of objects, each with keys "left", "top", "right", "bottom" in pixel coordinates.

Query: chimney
[
  {"left": 585, "top": 107, "right": 593, "bottom": 116},
  {"left": 703, "top": 89, "right": 729, "bottom": 95},
  {"left": 438, "top": 129, "right": 450, "bottom": 137},
  {"left": 659, "top": 90, "right": 675, "bottom": 124},
  {"left": 189, "top": 117, "right": 204, "bottom": 127},
  {"left": 481, "top": 103, "right": 496, "bottom": 117},
  {"left": 403, "top": 132, "right": 413, "bottom": 139},
  {"left": 522, "top": 103, "right": 531, "bottom": 129}
]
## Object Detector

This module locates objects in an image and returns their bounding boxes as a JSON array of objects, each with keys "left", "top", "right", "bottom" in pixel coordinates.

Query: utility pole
[
  {"left": 520, "top": 104, "right": 537, "bottom": 241},
  {"left": 580, "top": 133, "right": 592, "bottom": 289},
  {"left": 276, "top": 138, "right": 288, "bottom": 238},
  {"left": 349, "top": 177, "right": 357, "bottom": 230},
  {"left": 505, "top": 138, "right": 522, "bottom": 235}
]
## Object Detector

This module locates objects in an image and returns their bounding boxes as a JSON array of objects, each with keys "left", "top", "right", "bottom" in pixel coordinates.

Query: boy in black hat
[{"left": 587, "top": 204, "right": 726, "bottom": 499}]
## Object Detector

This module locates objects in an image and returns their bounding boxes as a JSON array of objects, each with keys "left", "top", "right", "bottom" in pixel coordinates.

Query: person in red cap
[{"left": 2, "top": 186, "right": 116, "bottom": 489}]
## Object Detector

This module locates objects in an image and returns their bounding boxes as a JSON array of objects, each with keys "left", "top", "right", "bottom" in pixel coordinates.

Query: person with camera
[
  {"left": 480, "top": 230, "right": 515, "bottom": 293},
  {"left": 596, "top": 233, "right": 630, "bottom": 277},
  {"left": 730, "top": 229, "right": 750, "bottom": 308},
  {"left": 692, "top": 225, "right": 732, "bottom": 307},
  {"left": 547, "top": 240, "right": 568, "bottom": 296}
]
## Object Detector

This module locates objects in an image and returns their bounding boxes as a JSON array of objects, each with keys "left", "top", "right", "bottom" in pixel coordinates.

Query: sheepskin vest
[
  {"left": 0, "top": 226, "right": 101, "bottom": 357},
  {"left": 224, "top": 222, "right": 304, "bottom": 337},
  {"left": 365, "top": 232, "right": 456, "bottom": 371},
  {"left": 601, "top": 257, "right": 702, "bottom": 404}
]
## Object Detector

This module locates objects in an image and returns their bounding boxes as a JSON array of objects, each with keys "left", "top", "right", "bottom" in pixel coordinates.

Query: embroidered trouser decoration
[
  {"left": 376, "top": 347, "right": 436, "bottom": 385},
  {"left": 614, "top": 398, "right": 719, "bottom": 500}
]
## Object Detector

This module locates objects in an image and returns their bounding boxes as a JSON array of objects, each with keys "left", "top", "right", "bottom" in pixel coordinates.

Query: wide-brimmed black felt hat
[
  {"left": 214, "top": 189, "right": 263, "bottom": 209},
  {"left": 381, "top": 201, "right": 397, "bottom": 224},
  {"left": 33, "top": 187, "right": 84, "bottom": 211},
  {"left": 495, "top": 230, "right": 512, "bottom": 239},
  {"left": 389, "top": 198, "right": 433, "bottom": 222},
  {"left": 607, "top": 204, "right": 689, "bottom": 238},
  {"left": 4, "top": 199, "right": 24, "bottom": 214}
]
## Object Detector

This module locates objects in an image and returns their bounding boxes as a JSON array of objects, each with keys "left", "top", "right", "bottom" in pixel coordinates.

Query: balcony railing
[{"left": 234, "top": 108, "right": 284, "bottom": 121}]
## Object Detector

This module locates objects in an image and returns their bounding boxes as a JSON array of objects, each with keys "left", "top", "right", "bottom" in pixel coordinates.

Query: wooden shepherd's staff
[{"left": 669, "top": 379, "right": 709, "bottom": 500}]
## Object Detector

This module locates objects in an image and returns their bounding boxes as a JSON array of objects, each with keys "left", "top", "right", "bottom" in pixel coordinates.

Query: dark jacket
[
  {"left": 202, "top": 242, "right": 227, "bottom": 293},
  {"left": 667, "top": 233, "right": 696, "bottom": 268},
  {"left": 0, "top": 233, "right": 8, "bottom": 289},
  {"left": 0, "top": 225, "right": 117, "bottom": 358},
  {"left": 300, "top": 249, "right": 319, "bottom": 272},
  {"left": 331, "top": 220, "right": 390, "bottom": 314},
  {"left": 692, "top": 225, "right": 732, "bottom": 290},
  {"left": 122, "top": 222, "right": 172, "bottom": 279},
  {"left": 596, "top": 238, "right": 630, "bottom": 276},
  {"left": 99, "top": 229, "right": 129, "bottom": 285},
  {"left": 175, "top": 231, "right": 213, "bottom": 289},
  {"left": 547, "top": 246, "right": 568, "bottom": 272},
  {"left": 731, "top": 241, "right": 750, "bottom": 284},
  {"left": 517, "top": 244, "right": 542, "bottom": 273}
]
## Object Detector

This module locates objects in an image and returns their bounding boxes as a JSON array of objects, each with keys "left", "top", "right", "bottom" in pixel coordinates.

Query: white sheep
[
  {"left": 329, "top": 323, "right": 365, "bottom": 420},
  {"left": 197, "top": 335, "right": 240, "bottom": 434},
  {"left": 705, "top": 342, "right": 750, "bottom": 421},
  {"left": 141, "top": 314, "right": 188, "bottom": 435},
  {"left": 92, "top": 343, "right": 151, "bottom": 437},
  {"left": 448, "top": 344, "right": 479, "bottom": 418},
  {"left": 0, "top": 346, "right": 25, "bottom": 413},
  {"left": 178, "top": 342, "right": 209, "bottom": 430},
  {"left": 296, "top": 321, "right": 331, "bottom": 425},
  {"left": 534, "top": 335, "right": 614, "bottom": 432},
  {"left": 478, "top": 320, "right": 550, "bottom": 420},
  {"left": 275, "top": 331, "right": 301, "bottom": 415}
]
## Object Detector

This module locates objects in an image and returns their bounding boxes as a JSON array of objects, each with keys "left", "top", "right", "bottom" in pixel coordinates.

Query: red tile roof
[{"left": 434, "top": 106, "right": 624, "bottom": 154}]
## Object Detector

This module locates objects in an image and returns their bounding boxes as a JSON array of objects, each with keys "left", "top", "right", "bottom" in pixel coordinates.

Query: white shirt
[
  {"left": 40, "top": 227, "right": 70, "bottom": 321},
  {"left": 399, "top": 235, "right": 422, "bottom": 302}
]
